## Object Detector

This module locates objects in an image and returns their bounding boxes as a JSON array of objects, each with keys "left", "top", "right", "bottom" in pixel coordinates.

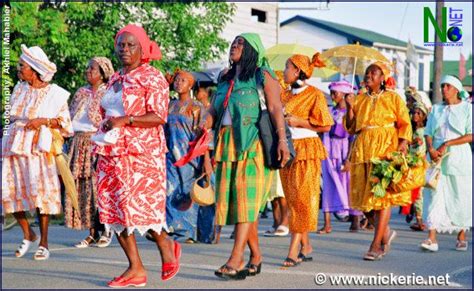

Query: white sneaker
[{"left": 420, "top": 239, "right": 439, "bottom": 252}]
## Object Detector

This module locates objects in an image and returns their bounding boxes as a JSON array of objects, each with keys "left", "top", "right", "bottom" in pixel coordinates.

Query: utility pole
[{"left": 432, "top": 0, "right": 444, "bottom": 104}]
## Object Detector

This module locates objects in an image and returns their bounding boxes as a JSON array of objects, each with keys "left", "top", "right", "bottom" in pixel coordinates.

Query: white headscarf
[
  {"left": 20, "top": 44, "right": 57, "bottom": 82},
  {"left": 440, "top": 75, "right": 470, "bottom": 100}
]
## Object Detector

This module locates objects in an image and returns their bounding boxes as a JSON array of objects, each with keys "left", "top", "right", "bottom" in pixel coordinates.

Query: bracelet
[
  {"left": 46, "top": 118, "right": 51, "bottom": 127},
  {"left": 128, "top": 116, "right": 134, "bottom": 126},
  {"left": 276, "top": 127, "right": 285, "bottom": 133},
  {"left": 279, "top": 139, "right": 288, "bottom": 143}
]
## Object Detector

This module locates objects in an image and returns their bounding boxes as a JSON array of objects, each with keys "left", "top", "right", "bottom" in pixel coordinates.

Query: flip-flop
[{"left": 316, "top": 228, "right": 332, "bottom": 234}]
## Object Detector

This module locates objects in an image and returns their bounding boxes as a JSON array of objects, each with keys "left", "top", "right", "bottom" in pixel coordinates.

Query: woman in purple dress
[{"left": 320, "top": 80, "right": 362, "bottom": 233}]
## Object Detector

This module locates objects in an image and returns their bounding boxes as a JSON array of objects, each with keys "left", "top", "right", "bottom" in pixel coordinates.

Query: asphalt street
[{"left": 1, "top": 209, "right": 472, "bottom": 289}]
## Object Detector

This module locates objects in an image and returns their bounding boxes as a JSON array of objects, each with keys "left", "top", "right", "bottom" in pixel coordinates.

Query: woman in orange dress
[
  {"left": 279, "top": 54, "right": 333, "bottom": 267},
  {"left": 344, "top": 62, "right": 412, "bottom": 261}
]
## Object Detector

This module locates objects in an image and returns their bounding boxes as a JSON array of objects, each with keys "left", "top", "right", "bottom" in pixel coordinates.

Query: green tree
[{"left": 8, "top": 1, "right": 235, "bottom": 94}]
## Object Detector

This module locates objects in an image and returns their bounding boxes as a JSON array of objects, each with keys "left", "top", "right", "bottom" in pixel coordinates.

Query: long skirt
[
  {"left": 425, "top": 173, "right": 472, "bottom": 233},
  {"left": 349, "top": 127, "right": 411, "bottom": 212},
  {"left": 2, "top": 154, "right": 62, "bottom": 215},
  {"left": 64, "top": 132, "right": 101, "bottom": 230},
  {"left": 214, "top": 127, "right": 274, "bottom": 225},
  {"left": 97, "top": 153, "right": 168, "bottom": 236}
]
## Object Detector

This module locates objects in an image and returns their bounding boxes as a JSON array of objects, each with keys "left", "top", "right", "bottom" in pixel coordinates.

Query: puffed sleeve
[
  {"left": 145, "top": 72, "right": 169, "bottom": 122},
  {"left": 87, "top": 86, "right": 106, "bottom": 128},
  {"left": 309, "top": 89, "right": 334, "bottom": 128},
  {"left": 58, "top": 102, "right": 74, "bottom": 137},
  {"left": 394, "top": 93, "right": 412, "bottom": 142}
]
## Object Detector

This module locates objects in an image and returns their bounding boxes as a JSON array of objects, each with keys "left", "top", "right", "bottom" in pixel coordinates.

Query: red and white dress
[{"left": 94, "top": 64, "right": 169, "bottom": 236}]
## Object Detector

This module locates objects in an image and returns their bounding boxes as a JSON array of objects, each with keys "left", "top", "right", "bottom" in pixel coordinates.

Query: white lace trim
[{"left": 105, "top": 223, "right": 169, "bottom": 237}]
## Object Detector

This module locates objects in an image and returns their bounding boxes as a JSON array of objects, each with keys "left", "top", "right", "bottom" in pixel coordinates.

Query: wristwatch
[{"left": 128, "top": 116, "right": 134, "bottom": 126}]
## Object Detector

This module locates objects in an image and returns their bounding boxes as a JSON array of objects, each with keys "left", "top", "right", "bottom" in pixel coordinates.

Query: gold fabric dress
[
  {"left": 279, "top": 85, "right": 333, "bottom": 233},
  {"left": 344, "top": 90, "right": 412, "bottom": 212}
]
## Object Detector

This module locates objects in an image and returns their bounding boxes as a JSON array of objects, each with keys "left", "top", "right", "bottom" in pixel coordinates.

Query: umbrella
[
  {"left": 266, "top": 43, "right": 338, "bottom": 78},
  {"left": 320, "top": 44, "right": 391, "bottom": 87},
  {"left": 191, "top": 67, "right": 222, "bottom": 87}
]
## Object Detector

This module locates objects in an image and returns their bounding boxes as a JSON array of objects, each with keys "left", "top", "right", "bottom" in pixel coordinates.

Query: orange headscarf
[
  {"left": 289, "top": 53, "right": 325, "bottom": 78},
  {"left": 114, "top": 24, "right": 162, "bottom": 63}
]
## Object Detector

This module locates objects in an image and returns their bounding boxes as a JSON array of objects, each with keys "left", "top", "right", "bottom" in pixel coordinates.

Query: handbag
[
  {"left": 424, "top": 152, "right": 450, "bottom": 190},
  {"left": 190, "top": 174, "right": 215, "bottom": 206},
  {"left": 256, "top": 83, "right": 296, "bottom": 169},
  {"left": 389, "top": 158, "right": 428, "bottom": 193}
]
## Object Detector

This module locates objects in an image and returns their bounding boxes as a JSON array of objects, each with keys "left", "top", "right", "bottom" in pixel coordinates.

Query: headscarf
[
  {"left": 440, "top": 75, "right": 470, "bottom": 100},
  {"left": 239, "top": 33, "right": 268, "bottom": 68},
  {"left": 20, "top": 44, "right": 57, "bottom": 82},
  {"left": 289, "top": 53, "right": 325, "bottom": 78},
  {"left": 369, "top": 61, "right": 396, "bottom": 89},
  {"left": 91, "top": 57, "right": 115, "bottom": 82},
  {"left": 114, "top": 24, "right": 162, "bottom": 63},
  {"left": 328, "top": 80, "right": 357, "bottom": 94},
  {"left": 405, "top": 86, "right": 423, "bottom": 103},
  {"left": 413, "top": 102, "right": 428, "bottom": 116}
]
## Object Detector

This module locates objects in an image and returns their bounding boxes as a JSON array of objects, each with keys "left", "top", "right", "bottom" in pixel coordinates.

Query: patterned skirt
[
  {"left": 214, "top": 127, "right": 274, "bottom": 225},
  {"left": 2, "top": 154, "right": 62, "bottom": 215},
  {"left": 97, "top": 153, "right": 168, "bottom": 236},
  {"left": 64, "top": 132, "right": 99, "bottom": 230}
]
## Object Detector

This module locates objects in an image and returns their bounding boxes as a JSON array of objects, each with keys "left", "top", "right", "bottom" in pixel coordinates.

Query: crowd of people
[{"left": 2, "top": 23, "right": 472, "bottom": 286}]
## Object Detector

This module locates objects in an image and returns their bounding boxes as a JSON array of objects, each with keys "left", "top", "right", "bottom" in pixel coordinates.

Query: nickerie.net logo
[{"left": 423, "top": 6, "right": 463, "bottom": 47}]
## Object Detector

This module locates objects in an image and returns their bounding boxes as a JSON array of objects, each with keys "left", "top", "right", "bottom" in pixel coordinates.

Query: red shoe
[
  {"left": 162, "top": 241, "right": 181, "bottom": 281},
  {"left": 107, "top": 276, "right": 147, "bottom": 288}
]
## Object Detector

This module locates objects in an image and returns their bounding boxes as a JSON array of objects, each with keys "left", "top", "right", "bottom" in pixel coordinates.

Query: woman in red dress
[{"left": 94, "top": 24, "right": 180, "bottom": 288}]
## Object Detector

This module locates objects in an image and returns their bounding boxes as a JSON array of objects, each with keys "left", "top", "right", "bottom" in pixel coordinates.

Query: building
[
  {"left": 430, "top": 54, "right": 473, "bottom": 93},
  {"left": 279, "top": 15, "right": 434, "bottom": 93},
  {"left": 205, "top": 2, "right": 278, "bottom": 69}
]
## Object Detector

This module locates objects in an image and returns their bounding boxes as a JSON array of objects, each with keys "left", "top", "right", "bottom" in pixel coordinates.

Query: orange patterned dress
[{"left": 279, "top": 85, "right": 333, "bottom": 233}]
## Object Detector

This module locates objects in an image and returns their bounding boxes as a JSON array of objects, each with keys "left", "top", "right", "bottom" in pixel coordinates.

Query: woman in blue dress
[{"left": 165, "top": 71, "right": 215, "bottom": 244}]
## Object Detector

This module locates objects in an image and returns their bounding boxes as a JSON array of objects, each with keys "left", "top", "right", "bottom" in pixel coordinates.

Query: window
[{"left": 251, "top": 9, "right": 267, "bottom": 23}]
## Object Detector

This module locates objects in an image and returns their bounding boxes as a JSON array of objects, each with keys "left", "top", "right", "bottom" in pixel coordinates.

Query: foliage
[
  {"left": 8, "top": 1, "right": 235, "bottom": 94},
  {"left": 369, "top": 152, "right": 425, "bottom": 198}
]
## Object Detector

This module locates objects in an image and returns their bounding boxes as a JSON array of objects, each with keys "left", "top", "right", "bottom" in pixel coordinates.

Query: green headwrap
[{"left": 239, "top": 33, "right": 268, "bottom": 68}]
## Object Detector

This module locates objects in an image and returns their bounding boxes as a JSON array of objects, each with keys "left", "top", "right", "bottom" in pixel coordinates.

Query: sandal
[
  {"left": 410, "top": 223, "right": 425, "bottom": 232},
  {"left": 363, "top": 251, "right": 383, "bottom": 261},
  {"left": 215, "top": 264, "right": 249, "bottom": 280},
  {"left": 33, "top": 246, "right": 50, "bottom": 261},
  {"left": 297, "top": 252, "right": 313, "bottom": 262},
  {"left": 263, "top": 226, "right": 276, "bottom": 237},
  {"left": 162, "top": 241, "right": 181, "bottom": 281},
  {"left": 75, "top": 235, "right": 97, "bottom": 249},
  {"left": 15, "top": 238, "right": 38, "bottom": 258},
  {"left": 245, "top": 261, "right": 262, "bottom": 276},
  {"left": 97, "top": 234, "right": 112, "bottom": 248},
  {"left": 273, "top": 225, "right": 289, "bottom": 237},
  {"left": 282, "top": 257, "right": 300, "bottom": 267},
  {"left": 455, "top": 240, "right": 468, "bottom": 251}
]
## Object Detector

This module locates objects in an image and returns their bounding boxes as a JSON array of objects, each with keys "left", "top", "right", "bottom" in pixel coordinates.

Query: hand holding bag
[
  {"left": 425, "top": 152, "right": 450, "bottom": 190},
  {"left": 190, "top": 174, "right": 215, "bottom": 206}
]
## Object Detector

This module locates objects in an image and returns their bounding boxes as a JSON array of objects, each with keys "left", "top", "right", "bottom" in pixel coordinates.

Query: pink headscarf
[{"left": 114, "top": 24, "right": 162, "bottom": 63}]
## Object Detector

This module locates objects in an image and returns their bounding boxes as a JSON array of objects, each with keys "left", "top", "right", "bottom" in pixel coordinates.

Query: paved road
[{"left": 1, "top": 210, "right": 472, "bottom": 289}]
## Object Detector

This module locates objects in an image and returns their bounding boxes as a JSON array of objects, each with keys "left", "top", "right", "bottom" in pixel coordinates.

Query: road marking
[{"left": 2, "top": 255, "right": 464, "bottom": 288}]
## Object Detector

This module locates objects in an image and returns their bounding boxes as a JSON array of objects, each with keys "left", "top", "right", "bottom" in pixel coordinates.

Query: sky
[{"left": 279, "top": 1, "right": 472, "bottom": 61}]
